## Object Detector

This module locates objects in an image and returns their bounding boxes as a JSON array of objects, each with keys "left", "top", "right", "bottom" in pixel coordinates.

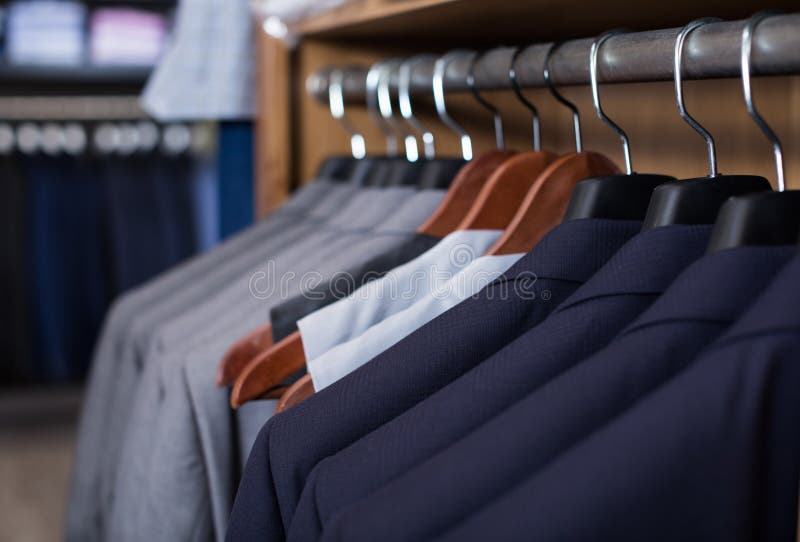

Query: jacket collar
[
  {"left": 554, "top": 225, "right": 712, "bottom": 313},
  {"left": 619, "top": 244, "right": 796, "bottom": 337},
  {"left": 720, "top": 251, "right": 800, "bottom": 339},
  {"left": 501, "top": 218, "right": 643, "bottom": 285}
]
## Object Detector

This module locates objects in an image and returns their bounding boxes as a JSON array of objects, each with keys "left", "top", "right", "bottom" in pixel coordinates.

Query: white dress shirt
[
  {"left": 308, "top": 253, "right": 525, "bottom": 391},
  {"left": 298, "top": 229, "right": 504, "bottom": 363}
]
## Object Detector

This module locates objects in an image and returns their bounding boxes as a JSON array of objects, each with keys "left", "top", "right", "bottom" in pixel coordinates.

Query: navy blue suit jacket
[
  {"left": 435, "top": 252, "right": 800, "bottom": 542},
  {"left": 226, "top": 219, "right": 642, "bottom": 541},
  {"left": 320, "top": 245, "right": 796, "bottom": 542},
  {"left": 289, "top": 225, "right": 712, "bottom": 541}
]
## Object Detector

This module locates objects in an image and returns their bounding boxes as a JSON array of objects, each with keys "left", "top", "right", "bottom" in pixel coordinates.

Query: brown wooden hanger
[
  {"left": 417, "top": 149, "right": 516, "bottom": 235},
  {"left": 486, "top": 42, "right": 622, "bottom": 255},
  {"left": 419, "top": 50, "right": 520, "bottom": 236},
  {"left": 217, "top": 323, "right": 273, "bottom": 387},
  {"left": 455, "top": 46, "right": 559, "bottom": 231},
  {"left": 275, "top": 374, "right": 314, "bottom": 414},
  {"left": 487, "top": 151, "right": 620, "bottom": 254},
  {"left": 455, "top": 150, "right": 557, "bottom": 230},
  {"left": 230, "top": 330, "right": 304, "bottom": 408}
]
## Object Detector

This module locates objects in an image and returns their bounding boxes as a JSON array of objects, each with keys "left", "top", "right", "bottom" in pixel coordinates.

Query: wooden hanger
[
  {"left": 230, "top": 331, "right": 304, "bottom": 408},
  {"left": 417, "top": 149, "right": 516, "bottom": 235},
  {"left": 419, "top": 50, "right": 519, "bottom": 236},
  {"left": 486, "top": 42, "right": 622, "bottom": 255},
  {"left": 456, "top": 46, "right": 559, "bottom": 231},
  {"left": 455, "top": 150, "right": 557, "bottom": 230},
  {"left": 275, "top": 374, "right": 314, "bottom": 414},
  {"left": 487, "top": 151, "right": 620, "bottom": 255},
  {"left": 217, "top": 323, "right": 273, "bottom": 387}
]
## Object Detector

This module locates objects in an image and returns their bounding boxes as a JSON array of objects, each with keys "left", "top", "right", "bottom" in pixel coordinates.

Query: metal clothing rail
[{"left": 306, "top": 13, "right": 800, "bottom": 103}]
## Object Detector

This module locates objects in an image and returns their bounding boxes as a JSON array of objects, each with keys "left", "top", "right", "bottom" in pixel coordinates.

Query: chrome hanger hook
[
  {"left": 544, "top": 42, "right": 582, "bottom": 152},
  {"left": 509, "top": 46, "right": 541, "bottom": 151},
  {"left": 367, "top": 61, "right": 399, "bottom": 156},
  {"left": 377, "top": 59, "right": 419, "bottom": 162},
  {"left": 328, "top": 69, "right": 365, "bottom": 159},
  {"left": 675, "top": 18, "right": 722, "bottom": 178},
  {"left": 467, "top": 51, "right": 505, "bottom": 150},
  {"left": 434, "top": 50, "right": 474, "bottom": 161},
  {"left": 591, "top": 30, "right": 632, "bottom": 174},
  {"left": 742, "top": 11, "right": 785, "bottom": 191},
  {"left": 399, "top": 55, "right": 437, "bottom": 159}
]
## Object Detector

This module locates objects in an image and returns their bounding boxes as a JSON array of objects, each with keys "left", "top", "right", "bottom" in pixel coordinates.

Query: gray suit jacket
[
  {"left": 67, "top": 180, "right": 368, "bottom": 541},
  {"left": 67, "top": 179, "right": 346, "bottom": 541},
  {"left": 81, "top": 187, "right": 444, "bottom": 541}
]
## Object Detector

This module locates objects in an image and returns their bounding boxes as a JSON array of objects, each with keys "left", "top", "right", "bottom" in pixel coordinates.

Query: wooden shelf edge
[{"left": 289, "top": 0, "right": 461, "bottom": 37}]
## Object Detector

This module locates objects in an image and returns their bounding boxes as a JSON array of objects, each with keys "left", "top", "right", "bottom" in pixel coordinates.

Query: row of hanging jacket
[
  {"left": 66, "top": 12, "right": 800, "bottom": 542},
  {"left": 0, "top": 120, "right": 219, "bottom": 383}
]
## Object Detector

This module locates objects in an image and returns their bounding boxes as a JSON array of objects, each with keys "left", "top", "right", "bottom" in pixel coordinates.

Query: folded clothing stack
[
  {"left": 6, "top": 0, "right": 86, "bottom": 65},
  {"left": 89, "top": 8, "right": 168, "bottom": 66}
]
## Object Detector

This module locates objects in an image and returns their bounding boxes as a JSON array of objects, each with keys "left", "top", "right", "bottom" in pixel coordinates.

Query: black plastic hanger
[
  {"left": 641, "top": 18, "right": 770, "bottom": 230},
  {"left": 565, "top": 30, "right": 674, "bottom": 221},
  {"left": 325, "top": 68, "right": 378, "bottom": 186},
  {"left": 315, "top": 155, "right": 353, "bottom": 180},
  {"left": 361, "top": 60, "right": 417, "bottom": 187},
  {"left": 397, "top": 56, "right": 466, "bottom": 189},
  {"left": 707, "top": 12, "right": 800, "bottom": 252},
  {"left": 399, "top": 55, "right": 466, "bottom": 188}
]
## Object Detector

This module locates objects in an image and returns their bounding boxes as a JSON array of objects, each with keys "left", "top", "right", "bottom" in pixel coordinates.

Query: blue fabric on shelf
[
  {"left": 218, "top": 122, "right": 253, "bottom": 240},
  {"left": 190, "top": 155, "right": 220, "bottom": 252}
]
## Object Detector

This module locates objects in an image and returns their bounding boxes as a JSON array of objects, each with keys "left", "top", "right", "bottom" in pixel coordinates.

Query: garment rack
[{"left": 305, "top": 14, "right": 800, "bottom": 103}]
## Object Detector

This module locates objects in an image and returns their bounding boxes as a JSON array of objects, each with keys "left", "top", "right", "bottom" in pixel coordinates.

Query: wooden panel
[{"left": 254, "top": 30, "right": 292, "bottom": 216}]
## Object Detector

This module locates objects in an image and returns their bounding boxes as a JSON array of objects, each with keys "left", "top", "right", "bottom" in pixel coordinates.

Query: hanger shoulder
[
  {"left": 487, "top": 152, "right": 621, "bottom": 255},
  {"left": 456, "top": 151, "right": 558, "bottom": 231},
  {"left": 275, "top": 374, "right": 315, "bottom": 414},
  {"left": 707, "top": 190, "right": 800, "bottom": 252},
  {"left": 230, "top": 331, "right": 306, "bottom": 408},
  {"left": 641, "top": 175, "right": 771, "bottom": 230},
  {"left": 216, "top": 323, "right": 273, "bottom": 387},
  {"left": 417, "top": 150, "right": 516, "bottom": 237}
]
